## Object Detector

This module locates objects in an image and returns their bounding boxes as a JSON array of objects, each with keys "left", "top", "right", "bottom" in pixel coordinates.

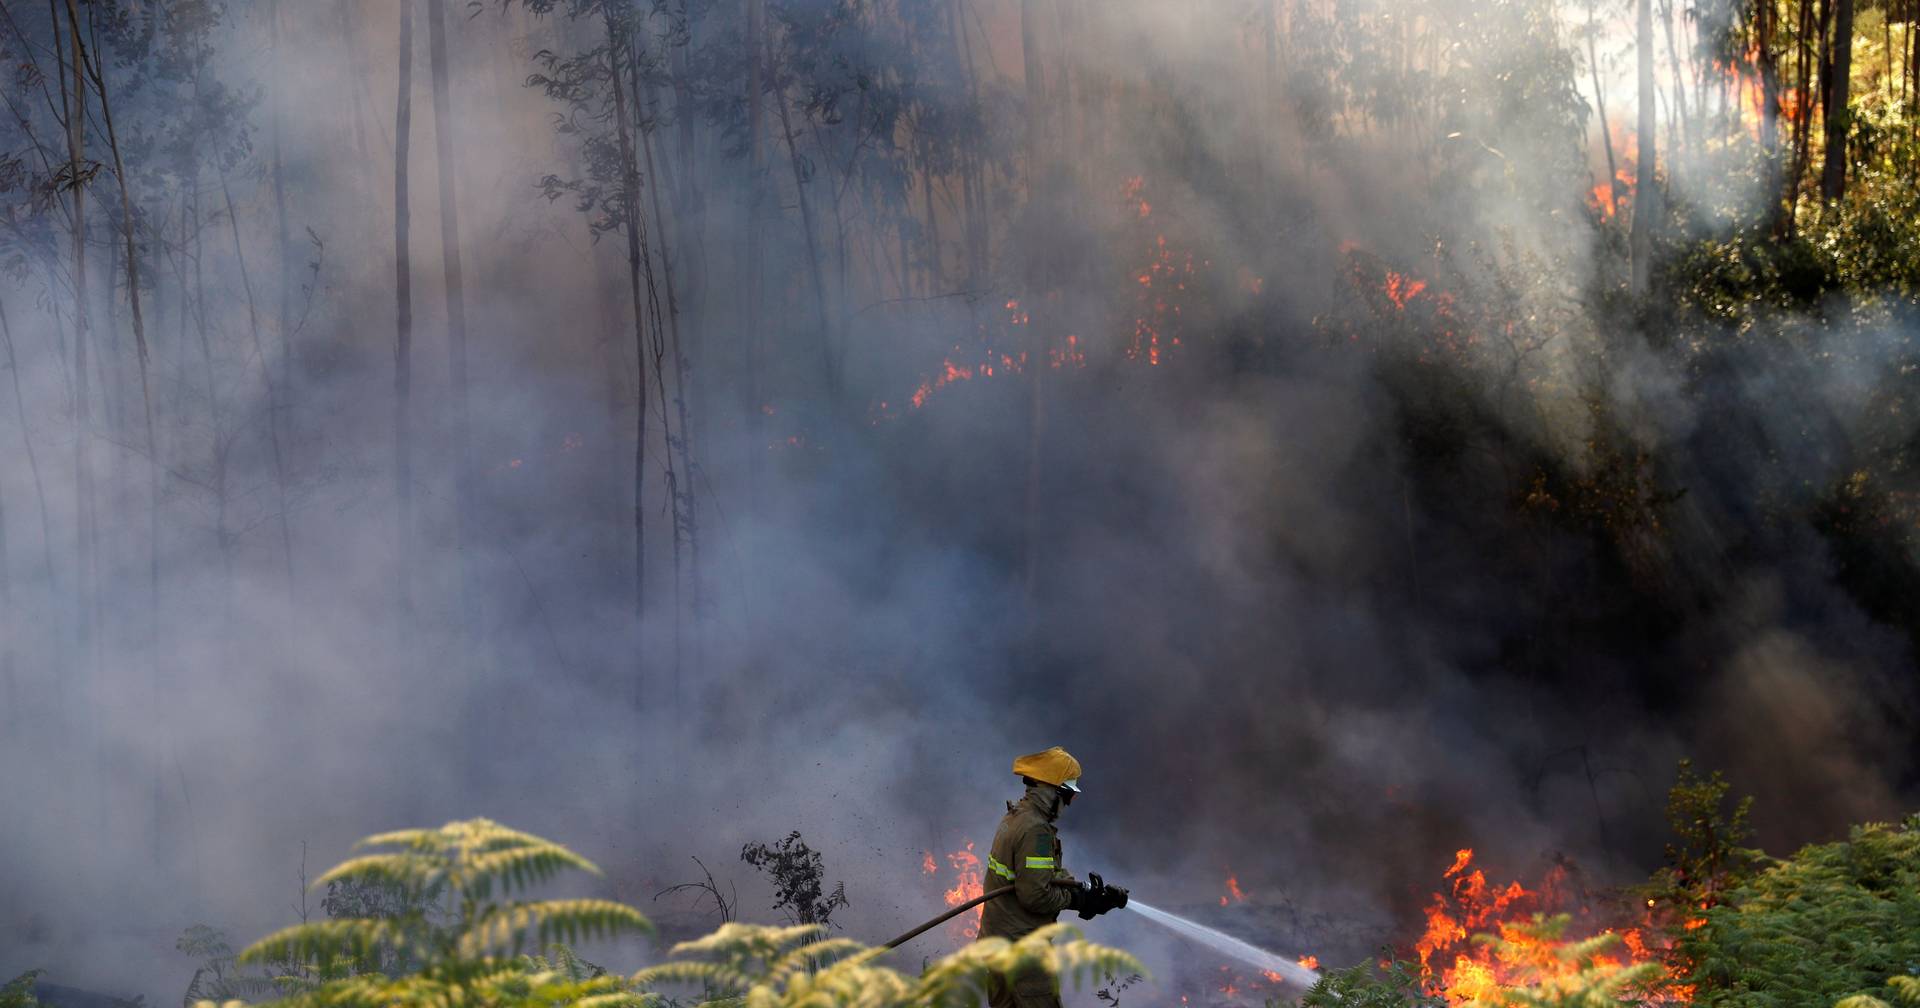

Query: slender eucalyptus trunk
[
  {"left": 188, "top": 181, "right": 234, "bottom": 621},
  {"left": 1020, "top": 0, "right": 1049, "bottom": 625},
  {"left": 638, "top": 73, "right": 702, "bottom": 681},
  {"left": 218, "top": 173, "right": 294, "bottom": 586},
  {"left": 1629, "top": 0, "right": 1655, "bottom": 296},
  {"left": 270, "top": 0, "right": 295, "bottom": 468},
  {"left": 58, "top": 0, "right": 98, "bottom": 673},
  {"left": 606, "top": 12, "right": 649, "bottom": 669},
  {"left": 1588, "top": 1, "right": 1620, "bottom": 218},
  {"left": 395, "top": 0, "right": 417, "bottom": 618},
  {"left": 772, "top": 82, "right": 835, "bottom": 395},
  {"left": 84, "top": 27, "right": 162, "bottom": 651},
  {"left": 426, "top": 0, "right": 474, "bottom": 644},
  {"left": 744, "top": 0, "right": 766, "bottom": 521},
  {"left": 0, "top": 297, "right": 55, "bottom": 579}
]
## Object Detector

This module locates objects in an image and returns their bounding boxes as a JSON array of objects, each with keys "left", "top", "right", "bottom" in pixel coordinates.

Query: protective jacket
[{"left": 979, "top": 784, "right": 1078, "bottom": 942}]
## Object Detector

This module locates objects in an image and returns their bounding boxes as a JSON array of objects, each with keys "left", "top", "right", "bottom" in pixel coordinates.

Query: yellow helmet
[{"left": 1013, "top": 746, "right": 1082, "bottom": 793}]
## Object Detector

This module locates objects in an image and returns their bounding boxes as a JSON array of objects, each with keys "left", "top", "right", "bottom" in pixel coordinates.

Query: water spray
[
  {"left": 883, "top": 888, "right": 1323, "bottom": 988},
  {"left": 1127, "top": 899, "right": 1322, "bottom": 986}
]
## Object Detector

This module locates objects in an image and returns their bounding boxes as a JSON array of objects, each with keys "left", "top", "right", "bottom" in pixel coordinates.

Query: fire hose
[
  {"left": 883, "top": 875, "right": 1131, "bottom": 950},
  {"left": 882, "top": 884, "right": 1014, "bottom": 949},
  {"left": 879, "top": 879, "right": 1321, "bottom": 988}
]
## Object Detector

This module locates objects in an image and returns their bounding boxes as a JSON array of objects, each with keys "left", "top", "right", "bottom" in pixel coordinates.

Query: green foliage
[
  {"left": 633, "top": 921, "right": 1142, "bottom": 1008},
  {"left": 179, "top": 925, "right": 285, "bottom": 1006},
  {"left": 1682, "top": 816, "right": 1920, "bottom": 1008},
  {"left": 1643, "top": 760, "right": 1764, "bottom": 924},
  {"left": 1297, "top": 957, "right": 1444, "bottom": 1008},
  {"left": 202, "top": 820, "right": 1139, "bottom": 1008},
  {"left": 233, "top": 818, "right": 652, "bottom": 993},
  {"left": 2, "top": 972, "right": 43, "bottom": 1008}
]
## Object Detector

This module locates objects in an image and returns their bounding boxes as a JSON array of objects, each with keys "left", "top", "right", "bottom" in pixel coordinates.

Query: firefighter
[{"left": 980, "top": 746, "right": 1128, "bottom": 1008}]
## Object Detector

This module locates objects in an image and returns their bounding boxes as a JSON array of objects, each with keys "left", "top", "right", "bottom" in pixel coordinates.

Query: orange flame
[
  {"left": 1414, "top": 849, "right": 1675, "bottom": 1004},
  {"left": 1384, "top": 271, "right": 1429, "bottom": 309},
  {"left": 924, "top": 841, "right": 985, "bottom": 938}
]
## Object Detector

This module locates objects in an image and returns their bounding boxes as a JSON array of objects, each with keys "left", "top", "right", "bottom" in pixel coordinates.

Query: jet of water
[{"left": 1127, "top": 899, "right": 1323, "bottom": 987}]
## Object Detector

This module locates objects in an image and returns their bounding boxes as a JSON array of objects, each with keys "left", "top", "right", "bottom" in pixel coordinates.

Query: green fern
[
  {"left": 233, "top": 818, "right": 652, "bottom": 996},
  {"left": 631, "top": 920, "right": 1143, "bottom": 1008},
  {"left": 202, "top": 819, "right": 1139, "bottom": 1008}
]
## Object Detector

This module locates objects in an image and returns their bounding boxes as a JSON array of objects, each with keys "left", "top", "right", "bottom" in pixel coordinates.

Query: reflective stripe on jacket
[{"left": 979, "top": 784, "right": 1078, "bottom": 942}]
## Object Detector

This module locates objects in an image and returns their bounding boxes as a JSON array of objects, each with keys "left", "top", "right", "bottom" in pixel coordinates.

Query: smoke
[{"left": 1, "top": 0, "right": 1916, "bottom": 1003}]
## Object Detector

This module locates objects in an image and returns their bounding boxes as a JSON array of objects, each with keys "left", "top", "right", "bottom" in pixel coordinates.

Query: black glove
[
  {"left": 1072, "top": 873, "right": 1130, "bottom": 919},
  {"left": 1064, "top": 880, "right": 1097, "bottom": 919}
]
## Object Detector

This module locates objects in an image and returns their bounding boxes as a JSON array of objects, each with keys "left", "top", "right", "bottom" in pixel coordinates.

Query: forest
[{"left": 0, "top": 0, "right": 1917, "bottom": 1004}]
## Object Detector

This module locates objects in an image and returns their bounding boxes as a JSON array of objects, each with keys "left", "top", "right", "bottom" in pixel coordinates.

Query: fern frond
[
  {"left": 459, "top": 899, "right": 652, "bottom": 957},
  {"left": 630, "top": 960, "right": 753, "bottom": 993},
  {"left": 312, "top": 852, "right": 444, "bottom": 894},
  {"left": 768, "top": 938, "right": 870, "bottom": 981},
  {"left": 354, "top": 828, "right": 444, "bottom": 851},
  {"left": 238, "top": 918, "right": 411, "bottom": 969},
  {"left": 668, "top": 922, "right": 828, "bottom": 963},
  {"left": 460, "top": 844, "right": 601, "bottom": 900}
]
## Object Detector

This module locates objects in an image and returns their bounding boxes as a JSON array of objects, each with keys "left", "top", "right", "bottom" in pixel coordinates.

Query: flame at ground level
[
  {"left": 924, "top": 841, "right": 985, "bottom": 939},
  {"left": 1414, "top": 848, "right": 1678, "bottom": 1003}
]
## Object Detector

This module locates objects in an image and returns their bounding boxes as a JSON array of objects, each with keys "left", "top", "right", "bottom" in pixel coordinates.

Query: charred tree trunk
[
  {"left": 1820, "top": 0, "right": 1854, "bottom": 201},
  {"left": 394, "top": 0, "right": 417, "bottom": 617},
  {"left": 1628, "top": 0, "right": 1655, "bottom": 296}
]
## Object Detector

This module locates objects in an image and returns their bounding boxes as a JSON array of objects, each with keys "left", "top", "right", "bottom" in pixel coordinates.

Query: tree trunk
[
  {"left": 1786, "top": 0, "right": 1821, "bottom": 213},
  {"left": 744, "top": 0, "right": 767, "bottom": 520},
  {"left": 395, "top": 0, "right": 417, "bottom": 618},
  {"left": 58, "top": 0, "right": 98, "bottom": 672},
  {"left": 1587, "top": 0, "right": 1620, "bottom": 219},
  {"left": 772, "top": 83, "right": 836, "bottom": 395},
  {"left": 0, "top": 296, "right": 54, "bottom": 579},
  {"left": 638, "top": 70, "right": 702, "bottom": 685},
  {"left": 606, "top": 12, "right": 649, "bottom": 673},
  {"left": 426, "top": 0, "right": 474, "bottom": 643},
  {"left": 1820, "top": 0, "right": 1853, "bottom": 201},
  {"left": 1628, "top": 0, "right": 1655, "bottom": 296},
  {"left": 1753, "top": 0, "right": 1785, "bottom": 233},
  {"left": 188, "top": 185, "right": 235, "bottom": 628},
  {"left": 218, "top": 173, "right": 294, "bottom": 586},
  {"left": 270, "top": 0, "right": 295, "bottom": 491},
  {"left": 1020, "top": 0, "right": 1049, "bottom": 639},
  {"left": 84, "top": 25, "right": 163, "bottom": 653}
]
